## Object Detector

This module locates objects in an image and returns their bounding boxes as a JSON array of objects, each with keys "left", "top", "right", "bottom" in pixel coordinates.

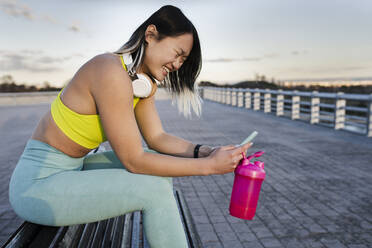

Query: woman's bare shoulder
[
  {"left": 86, "top": 52, "right": 132, "bottom": 101},
  {"left": 85, "top": 53, "right": 131, "bottom": 92},
  {"left": 86, "top": 53, "right": 123, "bottom": 74}
]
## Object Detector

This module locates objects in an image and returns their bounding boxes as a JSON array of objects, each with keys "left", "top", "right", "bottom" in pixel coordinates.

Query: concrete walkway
[{"left": 1, "top": 100, "right": 372, "bottom": 247}]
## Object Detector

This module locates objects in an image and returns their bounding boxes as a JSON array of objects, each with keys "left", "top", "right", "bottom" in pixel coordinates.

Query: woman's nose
[{"left": 173, "top": 58, "right": 183, "bottom": 71}]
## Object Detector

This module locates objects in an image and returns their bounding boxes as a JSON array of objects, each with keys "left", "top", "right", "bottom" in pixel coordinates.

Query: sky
[{"left": 1, "top": 0, "right": 372, "bottom": 87}]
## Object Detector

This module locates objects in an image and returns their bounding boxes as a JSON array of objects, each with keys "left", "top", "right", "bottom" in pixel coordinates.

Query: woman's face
[{"left": 141, "top": 27, "right": 193, "bottom": 82}]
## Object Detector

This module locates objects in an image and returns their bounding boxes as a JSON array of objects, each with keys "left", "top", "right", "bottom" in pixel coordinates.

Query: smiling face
[{"left": 139, "top": 25, "right": 193, "bottom": 82}]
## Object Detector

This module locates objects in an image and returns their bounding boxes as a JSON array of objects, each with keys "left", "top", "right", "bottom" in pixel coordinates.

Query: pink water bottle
[{"left": 229, "top": 151, "right": 266, "bottom": 220}]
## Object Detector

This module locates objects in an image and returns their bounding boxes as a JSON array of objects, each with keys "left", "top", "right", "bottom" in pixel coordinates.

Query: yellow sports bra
[{"left": 51, "top": 55, "right": 140, "bottom": 149}]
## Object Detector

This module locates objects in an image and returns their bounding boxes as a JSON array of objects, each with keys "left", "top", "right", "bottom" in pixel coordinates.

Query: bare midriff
[{"left": 31, "top": 109, "right": 93, "bottom": 158}]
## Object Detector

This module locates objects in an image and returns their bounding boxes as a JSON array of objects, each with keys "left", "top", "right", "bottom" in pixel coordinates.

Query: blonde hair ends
[{"left": 169, "top": 84, "right": 203, "bottom": 119}]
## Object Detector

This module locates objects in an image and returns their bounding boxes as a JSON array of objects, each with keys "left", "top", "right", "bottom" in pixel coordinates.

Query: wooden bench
[{"left": 1, "top": 187, "right": 202, "bottom": 248}]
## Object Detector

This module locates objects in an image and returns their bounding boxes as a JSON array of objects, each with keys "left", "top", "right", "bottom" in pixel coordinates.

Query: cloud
[
  {"left": 0, "top": 50, "right": 73, "bottom": 72},
  {"left": 42, "top": 14, "right": 58, "bottom": 24},
  {"left": 0, "top": 0, "right": 80, "bottom": 33},
  {"left": 264, "top": 53, "right": 280, "bottom": 58},
  {"left": 204, "top": 57, "right": 262, "bottom": 63},
  {"left": 204, "top": 53, "right": 281, "bottom": 63},
  {"left": 292, "top": 50, "right": 308, "bottom": 56},
  {"left": 281, "top": 65, "right": 368, "bottom": 76},
  {"left": 0, "top": 0, "right": 34, "bottom": 20},
  {"left": 34, "top": 56, "right": 72, "bottom": 64},
  {"left": 311, "top": 66, "right": 367, "bottom": 73},
  {"left": 69, "top": 24, "right": 80, "bottom": 32}
]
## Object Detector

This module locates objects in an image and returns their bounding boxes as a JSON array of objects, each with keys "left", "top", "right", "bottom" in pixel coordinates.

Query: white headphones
[
  {"left": 131, "top": 73, "right": 153, "bottom": 98},
  {"left": 121, "top": 53, "right": 154, "bottom": 98}
]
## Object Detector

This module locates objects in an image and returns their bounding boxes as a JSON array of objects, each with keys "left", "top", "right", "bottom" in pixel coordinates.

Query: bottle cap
[{"left": 235, "top": 151, "right": 266, "bottom": 180}]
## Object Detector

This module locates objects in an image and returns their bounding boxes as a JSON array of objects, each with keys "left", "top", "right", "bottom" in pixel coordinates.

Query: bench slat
[
  {"left": 48, "top": 226, "right": 68, "bottom": 248},
  {"left": 102, "top": 217, "right": 114, "bottom": 247},
  {"left": 29, "top": 226, "right": 59, "bottom": 247},
  {"left": 60, "top": 224, "right": 84, "bottom": 248},
  {"left": 131, "top": 212, "right": 141, "bottom": 248},
  {"left": 78, "top": 222, "right": 96, "bottom": 248},
  {"left": 122, "top": 213, "right": 133, "bottom": 248},
  {"left": 3, "top": 222, "right": 41, "bottom": 247},
  {"left": 90, "top": 219, "right": 108, "bottom": 248},
  {"left": 112, "top": 215, "right": 124, "bottom": 247}
]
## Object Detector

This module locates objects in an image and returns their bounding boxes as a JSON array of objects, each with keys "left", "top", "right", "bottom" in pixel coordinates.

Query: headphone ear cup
[{"left": 132, "top": 74, "right": 153, "bottom": 98}]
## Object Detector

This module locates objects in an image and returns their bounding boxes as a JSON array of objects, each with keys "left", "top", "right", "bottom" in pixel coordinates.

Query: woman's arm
[
  {"left": 90, "top": 54, "right": 213, "bottom": 176},
  {"left": 134, "top": 92, "right": 214, "bottom": 158},
  {"left": 91, "top": 54, "right": 250, "bottom": 177},
  {"left": 148, "top": 132, "right": 214, "bottom": 158}
]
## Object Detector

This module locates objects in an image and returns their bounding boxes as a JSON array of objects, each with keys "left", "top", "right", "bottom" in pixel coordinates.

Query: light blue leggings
[{"left": 9, "top": 139, "right": 188, "bottom": 248}]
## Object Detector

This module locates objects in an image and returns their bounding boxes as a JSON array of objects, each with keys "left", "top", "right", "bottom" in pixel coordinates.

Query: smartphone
[{"left": 239, "top": 131, "right": 258, "bottom": 146}]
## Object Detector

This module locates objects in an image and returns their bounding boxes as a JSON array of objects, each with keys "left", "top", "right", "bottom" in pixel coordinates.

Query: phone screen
[{"left": 239, "top": 131, "right": 258, "bottom": 146}]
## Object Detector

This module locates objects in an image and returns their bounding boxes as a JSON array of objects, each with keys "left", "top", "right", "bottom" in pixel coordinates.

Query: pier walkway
[{"left": 1, "top": 99, "right": 372, "bottom": 247}]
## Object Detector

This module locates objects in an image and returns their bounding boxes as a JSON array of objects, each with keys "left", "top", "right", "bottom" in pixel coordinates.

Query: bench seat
[{"left": 2, "top": 187, "right": 202, "bottom": 248}]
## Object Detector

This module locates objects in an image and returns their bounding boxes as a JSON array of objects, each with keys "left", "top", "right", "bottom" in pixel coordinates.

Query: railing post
[
  {"left": 225, "top": 88, "right": 229, "bottom": 104},
  {"left": 310, "top": 91, "right": 319, "bottom": 124},
  {"left": 218, "top": 88, "right": 222, "bottom": 103},
  {"left": 291, "top": 90, "right": 300, "bottom": 120},
  {"left": 231, "top": 89, "right": 235, "bottom": 106},
  {"left": 236, "top": 89, "right": 240, "bottom": 106},
  {"left": 334, "top": 92, "right": 346, "bottom": 130},
  {"left": 200, "top": 87, "right": 204, "bottom": 99},
  {"left": 264, "top": 89, "right": 271, "bottom": 113},
  {"left": 276, "top": 89, "right": 284, "bottom": 116},
  {"left": 226, "top": 88, "right": 230, "bottom": 105},
  {"left": 221, "top": 88, "right": 224, "bottom": 103},
  {"left": 367, "top": 94, "right": 372, "bottom": 137},
  {"left": 235, "top": 89, "right": 239, "bottom": 107},
  {"left": 226, "top": 88, "right": 231, "bottom": 105},
  {"left": 222, "top": 88, "right": 225, "bottom": 104},
  {"left": 232, "top": 89, "right": 236, "bottom": 106},
  {"left": 242, "top": 90, "right": 246, "bottom": 108},
  {"left": 225, "top": 88, "right": 228, "bottom": 104},
  {"left": 253, "top": 89, "right": 260, "bottom": 111},
  {"left": 245, "top": 90, "right": 251, "bottom": 109},
  {"left": 220, "top": 88, "right": 222, "bottom": 102},
  {"left": 237, "top": 89, "right": 242, "bottom": 107}
]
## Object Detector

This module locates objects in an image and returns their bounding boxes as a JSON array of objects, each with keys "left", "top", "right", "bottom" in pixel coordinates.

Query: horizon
[{"left": 1, "top": 0, "right": 372, "bottom": 87}]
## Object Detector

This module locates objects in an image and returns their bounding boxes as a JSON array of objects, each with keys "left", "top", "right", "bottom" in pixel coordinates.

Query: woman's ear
[{"left": 145, "top": 24, "right": 158, "bottom": 44}]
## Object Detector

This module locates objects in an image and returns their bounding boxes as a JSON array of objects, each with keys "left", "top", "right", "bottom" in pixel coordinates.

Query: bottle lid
[{"left": 235, "top": 151, "right": 266, "bottom": 179}]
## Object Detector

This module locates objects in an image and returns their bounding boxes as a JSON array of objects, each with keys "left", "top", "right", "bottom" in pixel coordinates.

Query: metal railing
[{"left": 200, "top": 87, "right": 372, "bottom": 137}]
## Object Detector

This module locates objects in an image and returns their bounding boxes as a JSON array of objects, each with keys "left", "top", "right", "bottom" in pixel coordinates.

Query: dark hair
[{"left": 115, "top": 5, "right": 203, "bottom": 118}]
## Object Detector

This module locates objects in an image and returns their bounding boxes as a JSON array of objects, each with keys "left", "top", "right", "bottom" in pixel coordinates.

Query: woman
[{"left": 9, "top": 5, "right": 251, "bottom": 247}]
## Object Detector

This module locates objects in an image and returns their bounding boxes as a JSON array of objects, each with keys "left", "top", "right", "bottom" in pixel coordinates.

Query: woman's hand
[
  {"left": 198, "top": 145, "right": 216, "bottom": 158},
  {"left": 205, "top": 143, "right": 252, "bottom": 175}
]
